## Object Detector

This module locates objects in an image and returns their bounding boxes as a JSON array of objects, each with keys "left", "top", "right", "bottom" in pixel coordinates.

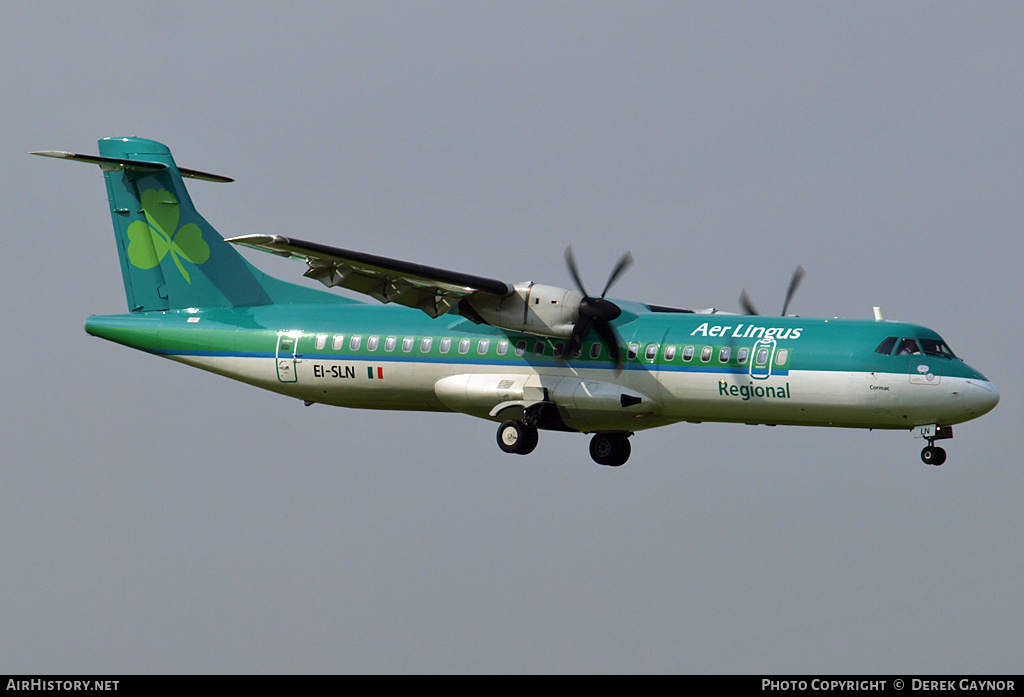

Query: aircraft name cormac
[{"left": 690, "top": 322, "right": 803, "bottom": 340}]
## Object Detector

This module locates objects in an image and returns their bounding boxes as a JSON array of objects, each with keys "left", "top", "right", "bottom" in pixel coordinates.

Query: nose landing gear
[{"left": 917, "top": 424, "right": 953, "bottom": 466}]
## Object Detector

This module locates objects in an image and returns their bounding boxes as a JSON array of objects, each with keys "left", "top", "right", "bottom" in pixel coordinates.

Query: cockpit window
[
  {"left": 919, "top": 338, "right": 956, "bottom": 359},
  {"left": 875, "top": 337, "right": 897, "bottom": 355},
  {"left": 895, "top": 338, "right": 922, "bottom": 356}
]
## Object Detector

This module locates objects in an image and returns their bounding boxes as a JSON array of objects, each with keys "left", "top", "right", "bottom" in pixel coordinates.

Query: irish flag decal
[{"left": 367, "top": 366, "right": 385, "bottom": 380}]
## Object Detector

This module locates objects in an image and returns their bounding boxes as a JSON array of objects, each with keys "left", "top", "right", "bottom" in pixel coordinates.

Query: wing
[{"left": 227, "top": 235, "right": 513, "bottom": 318}]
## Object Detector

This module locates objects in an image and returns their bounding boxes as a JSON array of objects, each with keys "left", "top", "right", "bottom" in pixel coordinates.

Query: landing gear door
[
  {"left": 276, "top": 332, "right": 299, "bottom": 383},
  {"left": 750, "top": 337, "right": 776, "bottom": 380}
]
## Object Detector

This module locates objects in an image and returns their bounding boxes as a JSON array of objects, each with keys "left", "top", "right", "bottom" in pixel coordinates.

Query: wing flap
[{"left": 228, "top": 234, "right": 512, "bottom": 318}]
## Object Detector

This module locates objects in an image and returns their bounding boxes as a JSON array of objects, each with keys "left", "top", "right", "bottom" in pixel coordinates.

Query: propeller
[
  {"left": 564, "top": 246, "right": 634, "bottom": 369},
  {"left": 740, "top": 266, "right": 805, "bottom": 316}
]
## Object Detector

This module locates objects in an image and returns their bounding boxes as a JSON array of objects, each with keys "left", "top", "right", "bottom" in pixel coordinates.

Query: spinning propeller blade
[
  {"left": 781, "top": 265, "right": 805, "bottom": 317},
  {"left": 739, "top": 266, "right": 805, "bottom": 317},
  {"left": 564, "top": 246, "right": 633, "bottom": 369}
]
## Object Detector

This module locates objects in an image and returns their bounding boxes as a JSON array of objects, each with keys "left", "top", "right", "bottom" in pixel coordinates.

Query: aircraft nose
[{"left": 965, "top": 379, "right": 999, "bottom": 417}]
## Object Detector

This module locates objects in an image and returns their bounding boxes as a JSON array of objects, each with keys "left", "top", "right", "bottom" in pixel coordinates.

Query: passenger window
[
  {"left": 756, "top": 348, "right": 769, "bottom": 364},
  {"left": 402, "top": 337, "right": 414, "bottom": 352},
  {"left": 895, "top": 338, "right": 922, "bottom": 356},
  {"left": 590, "top": 343, "right": 602, "bottom": 359},
  {"left": 644, "top": 344, "right": 658, "bottom": 361},
  {"left": 459, "top": 338, "right": 471, "bottom": 354},
  {"left": 440, "top": 338, "right": 451, "bottom": 354},
  {"left": 385, "top": 336, "right": 396, "bottom": 352},
  {"left": 776, "top": 349, "right": 788, "bottom": 365},
  {"left": 627, "top": 344, "right": 639, "bottom": 360},
  {"left": 701, "top": 346, "right": 713, "bottom": 362},
  {"left": 478, "top": 339, "right": 490, "bottom": 354},
  {"left": 315, "top": 334, "right": 327, "bottom": 350},
  {"left": 497, "top": 340, "right": 508, "bottom": 356},
  {"left": 737, "top": 347, "right": 749, "bottom": 364},
  {"left": 875, "top": 337, "right": 897, "bottom": 355},
  {"left": 420, "top": 337, "right": 433, "bottom": 353},
  {"left": 515, "top": 340, "right": 527, "bottom": 356},
  {"left": 332, "top": 335, "right": 345, "bottom": 351},
  {"left": 719, "top": 347, "right": 731, "bottom": 363},
  {"left": 682, "top": 346, "right": 694, "bottom": 362},
  {"left": 554, "top": 342, "right": 565, "bottom": 357},
  {"left": 664, "top": 345, "right": 676, "bottom": 361},
  {"left": 349, "top": 335, "right": 362, "bottom": 351},
  {"left": 367, "top": 336, "right": 379, "bottom": 351},
  {"left": 534, "top": 341, "right": 545, "bottom": 355}
]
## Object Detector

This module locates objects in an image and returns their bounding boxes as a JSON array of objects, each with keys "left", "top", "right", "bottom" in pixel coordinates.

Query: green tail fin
[{"left": 39, "top": 137, "right": 339, "bottom": 311}]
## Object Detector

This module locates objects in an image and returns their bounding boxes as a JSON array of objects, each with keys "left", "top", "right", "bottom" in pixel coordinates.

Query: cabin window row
[
  {"left": 629, "top": 342, "right": 789, "bottom": 366},
  {"left": 313, "top": 333, "right": 516, "bottom": 356},
  {"left": 312, "top": 333, "right": 617, "bottom": 359},
  {"left": 313, "top": 333, "right": 790, "bottom": 365}
]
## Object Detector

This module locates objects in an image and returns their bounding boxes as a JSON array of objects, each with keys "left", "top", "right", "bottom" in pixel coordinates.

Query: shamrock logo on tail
[{"left": 127, "top": 189, "right": 210, "bottom": 283}]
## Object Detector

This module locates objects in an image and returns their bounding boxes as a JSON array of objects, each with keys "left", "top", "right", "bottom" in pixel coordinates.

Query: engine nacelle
[{"left": 464, "top": 282, "right": 583, "bottom": 339}]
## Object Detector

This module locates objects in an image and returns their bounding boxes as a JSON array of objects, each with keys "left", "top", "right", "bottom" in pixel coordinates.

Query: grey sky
[{"left": 2, "top": 2, "right": 1021, "bottom": 673}]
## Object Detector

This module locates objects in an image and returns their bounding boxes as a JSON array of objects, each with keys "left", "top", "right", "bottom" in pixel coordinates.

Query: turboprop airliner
[{"left": 35, "top": 137, "right": 999, "bottom": 467}]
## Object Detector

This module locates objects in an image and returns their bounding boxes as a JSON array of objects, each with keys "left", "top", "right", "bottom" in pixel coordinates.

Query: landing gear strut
[
  {"left": 496, "top": 420, "right": 539, "bottom": 455},
  {"left": 589, "top": 433, "right": 631, "bottom": 467}
]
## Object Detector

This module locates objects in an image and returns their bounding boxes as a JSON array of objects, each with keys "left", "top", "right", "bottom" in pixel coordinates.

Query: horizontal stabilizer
[{"left": 31, "top": 150, "right": 233, "bottom": 183}]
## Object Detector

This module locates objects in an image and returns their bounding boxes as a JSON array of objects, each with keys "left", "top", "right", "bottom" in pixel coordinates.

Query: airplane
[{"left": 34, "top": 137, "right": 999, "bottom": 468}]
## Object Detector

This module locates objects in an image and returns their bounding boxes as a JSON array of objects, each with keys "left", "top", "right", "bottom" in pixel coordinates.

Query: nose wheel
[{"left": 921, "top": 445, "right": 947, "bottom": 466}]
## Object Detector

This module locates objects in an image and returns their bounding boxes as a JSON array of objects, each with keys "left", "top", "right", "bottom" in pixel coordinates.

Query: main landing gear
[
  {"left": 918, "top": 425, "right": 953, "bottom": 466},
  {"left": 588, "top": 433, "right": 631, "bottom": 467},
  {"left": 496, "top": 420, "right": 538, "bottom": 455},
  {"left": 495, "top": 420, "right": 633, "bottom": 466}
]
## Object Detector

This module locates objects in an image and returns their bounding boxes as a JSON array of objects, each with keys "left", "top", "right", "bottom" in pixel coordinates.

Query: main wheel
[
  {"left": 921, "top": 445, "right": 947, "bottom": 466},
  {"left": 518, "top": 423, "right": 539, "bottom": 454},
  {"left": 497, "top": 420, "right": 538, "bottom": 455},
  {"left": 589, "top": 433, "right": 631, "bottom": 467}
]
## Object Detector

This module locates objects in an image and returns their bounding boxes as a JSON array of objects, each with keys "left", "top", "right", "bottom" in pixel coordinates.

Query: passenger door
[{"left": 276, "top": 332, "right": 299, "bottom": 383}]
